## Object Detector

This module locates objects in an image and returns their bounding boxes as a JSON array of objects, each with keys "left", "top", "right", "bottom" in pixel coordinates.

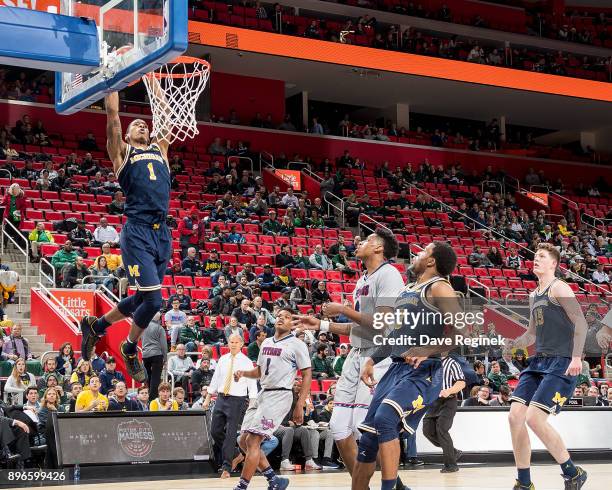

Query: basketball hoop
[{"left": 142, "top": 56, "right": 210, "bottom": 145}]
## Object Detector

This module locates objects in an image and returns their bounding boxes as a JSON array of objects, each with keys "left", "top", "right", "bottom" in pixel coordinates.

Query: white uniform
[
  {"left": 331, "top": 262, "right": 405, "bottom": 441},
  {"left": 241, "top": 334, "right": 311, "bottom": 439}
]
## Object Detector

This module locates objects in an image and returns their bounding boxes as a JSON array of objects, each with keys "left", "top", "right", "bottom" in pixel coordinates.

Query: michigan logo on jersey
[
  {"left": 128, "top": 264, "right": 141, "bottom": 278},
  {"left": 552, "top": 391, "right": 567, "bottom": 407}
]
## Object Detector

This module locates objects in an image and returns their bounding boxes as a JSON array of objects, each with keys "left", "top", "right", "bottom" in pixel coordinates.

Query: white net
[{"left": 142, "top": 57, "right": 210, "bottom": 145}]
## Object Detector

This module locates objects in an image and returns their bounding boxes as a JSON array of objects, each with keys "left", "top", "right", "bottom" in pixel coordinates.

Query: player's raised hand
[
  {"left": 360, "top": 359, "right": 377, "bottom": 387},
  {"left": 291, "top": 314, "right": 321, "bottom": 331},
  {"left": 565, "top": 356, "right": 582, "bottom": 377},
  {"left": 321, "top": 302, "right": 344, "bottom": 318}
]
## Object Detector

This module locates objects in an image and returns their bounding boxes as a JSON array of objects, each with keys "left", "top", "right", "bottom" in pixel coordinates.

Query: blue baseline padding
[
  {"left": 0, "top": 6, "right": 99, "bottom": 73},
  {"left": 55, "top": 0, "right": 188, "bottom": 115}
]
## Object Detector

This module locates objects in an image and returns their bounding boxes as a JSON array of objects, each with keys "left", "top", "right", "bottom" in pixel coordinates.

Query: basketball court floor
[{"left": 34, "top": 464, "right": 612, "bottom": 490}]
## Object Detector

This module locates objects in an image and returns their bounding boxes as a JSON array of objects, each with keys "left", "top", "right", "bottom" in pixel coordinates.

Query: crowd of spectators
[
  {"left": 0, "top": 69, "right": 53, "bottom": 104},
  {"left": 190, "top": 2, "right": 612, "bottom": 84}
]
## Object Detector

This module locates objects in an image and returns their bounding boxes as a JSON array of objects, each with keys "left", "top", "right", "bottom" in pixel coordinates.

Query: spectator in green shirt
[
  {"left": 179, "top": 316, "right": 204, "bottom": 357},
  {"left": 262, "top": 210, "right": 281, "bottom": 236},
  {"left": 50, "top": 240, "right": 78, "bottom": 279},
  {"left": 333, "top": 344, "right": 349, "bottom": 376},
  {"left": 247, "top": 329, "right": 267, "bottom": 362},
  {"left": 311, "top": 345, "right": 335, "bottom": 379},
  {"left": 487, "top": 360, "right": 509, "bottom": 392}
]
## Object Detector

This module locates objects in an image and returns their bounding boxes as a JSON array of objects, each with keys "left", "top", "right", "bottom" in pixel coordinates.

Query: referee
[
  {"left": 204, "top": 334, "right": 257, "bottom": 478},
  {"left": 423, "top": 355, "right": 466, "bottom": 473}
]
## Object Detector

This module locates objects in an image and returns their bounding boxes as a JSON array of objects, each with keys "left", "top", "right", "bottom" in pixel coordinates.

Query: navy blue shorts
[
  {"left": 120, "top": 221, "right": 172, "bottom": 291},
  {"left": 510, "top": 356, "right": 577, "bottom": 415},
  {"left": 359, "top": 358, "right": 442, "bottom": 441}
]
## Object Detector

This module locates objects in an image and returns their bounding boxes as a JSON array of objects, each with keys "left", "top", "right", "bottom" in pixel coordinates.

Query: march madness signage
[{"left": 49, "top": 289, "right": 95, "bottom": 321}]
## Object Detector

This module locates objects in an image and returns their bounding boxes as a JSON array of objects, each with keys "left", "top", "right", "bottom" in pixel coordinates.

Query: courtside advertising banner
[{"left": 49, "top": 288, "right": 95, "bottom": 321}]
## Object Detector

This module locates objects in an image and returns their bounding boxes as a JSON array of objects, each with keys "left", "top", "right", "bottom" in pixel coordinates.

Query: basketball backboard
[{"left": 55, "top": 0, "right": 187, "bottom": 114}]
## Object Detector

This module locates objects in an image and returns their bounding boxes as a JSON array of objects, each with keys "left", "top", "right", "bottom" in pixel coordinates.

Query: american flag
[{"left": 72, "top": 74, "right": 83, "bottom": 88}]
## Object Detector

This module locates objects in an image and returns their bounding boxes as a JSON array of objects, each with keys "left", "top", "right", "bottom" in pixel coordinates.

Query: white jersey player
[
  {"left": 294, "top": 228, "right": 404, "bottom": 477},
  {"left": 233, "top": 307, "right": 312, "bottom": 490}
]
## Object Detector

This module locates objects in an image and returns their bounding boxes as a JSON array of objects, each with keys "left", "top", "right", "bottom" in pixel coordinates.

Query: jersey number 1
[
  {"left": 147, "top": 162, "right": 157, "bottom": 181},
  {"left": 265, "top": 358, "right": 271, "bottom": 375}
]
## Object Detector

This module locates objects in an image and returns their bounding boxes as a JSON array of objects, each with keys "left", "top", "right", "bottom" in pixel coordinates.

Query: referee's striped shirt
[{"left": 441, "top": 356, "right": 465, "bottom": 393}]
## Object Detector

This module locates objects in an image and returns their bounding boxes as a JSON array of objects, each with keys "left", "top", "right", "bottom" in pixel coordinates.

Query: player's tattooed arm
[{"left": 554, "top": 280, "right": 588, "bottom": 374}]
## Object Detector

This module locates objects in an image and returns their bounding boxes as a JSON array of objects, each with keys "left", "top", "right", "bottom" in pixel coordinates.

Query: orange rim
[{"left": 144, "top": 56, "right": 210, "bottom": 80}]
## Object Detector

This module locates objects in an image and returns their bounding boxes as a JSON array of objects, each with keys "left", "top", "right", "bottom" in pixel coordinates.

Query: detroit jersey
[
  {"left": 257, "top": 334, "right": 311, "bottom": 389},
  {"left": 117, "top": 142, "right": 170, "bottom": 225},
  {"left": 351, "top": 262, "right": 405, "bottom": 348},
  {"left": 530, "top": 278, "right": 575, "bottom": 358}
]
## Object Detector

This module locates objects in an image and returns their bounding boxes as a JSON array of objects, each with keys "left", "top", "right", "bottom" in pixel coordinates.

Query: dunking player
[
  {"left": 352, "top": 241, "right": 462, "bottom": 490},
  {"left": 507, "top": 243, "right": 588, "bottom": 490},
  {"left": 233, "top": 307, "right": 312, "bottom": 490},
  {"left": 80, "top": 88, "right": 172, "bottom": 382},
  {"left": 293, "top": 228, "right": 404, "bottom": 480}
]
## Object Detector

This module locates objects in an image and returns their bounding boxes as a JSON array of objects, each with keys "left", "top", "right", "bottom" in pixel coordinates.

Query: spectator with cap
[
  {"left": 311, "top": 344, "right": 335, "bottom": 379},
  {"left": 257, "top": 264, "right": 276, "bottom": 290},
  {"left": 309, "top": 244, "right": 332, "bottom": 270},
  {"left": 262, "top": 209, "right": 281, "bottom": 236},
  {"left": 99, "top": 357, "right": 126, "bottom": 395},
  {"left": 203, "top": 249, "right": 222, "bottom": 276},
  {"left": 165, "top": 298, "right": 188, "bottom": 350},
  {"left": 210, "top": 286, "right": 237, "bottom": 316},
  {"left": 333, "top": 344, "right": 349, "bottom": 376},
  {"left": 332, "top": 246, "right": 356, "bottom": 276},
  {"left": 181, "top": 247, "right": 204, "bottom": 276},
  {"left": 167, "top": 284, "right": 193, "bottom": 312},
  {"left": 191, "top": 356, "right": 215, "bottom": 399},
  {"left": 93, "top": 217, "right": 120, "bottom": 247},
  {"left": 69, "top": 219, "right": 94, "bottom": 248},
  {"left": 275, "top": 287, "right": 297, "bottom": 310}
]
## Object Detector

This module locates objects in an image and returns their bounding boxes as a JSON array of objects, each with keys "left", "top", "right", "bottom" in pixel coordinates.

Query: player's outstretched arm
[
  {"left": 234, "top": 366, "right": 261, "bottom": 381},
  {"left": 554, "top": 280, "right": 588, "bottom": 376},
  {"left": 104, "top": 92, "right": 127, "bottom": 171}
]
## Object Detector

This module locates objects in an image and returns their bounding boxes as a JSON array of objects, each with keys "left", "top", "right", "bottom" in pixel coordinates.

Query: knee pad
[
  {"left": 373, "top": 402, "right": 403, "bottom": 444},
  {"left": 117, "top": 292, "right": 145, "bottom": 317},
  {"left": 132, "top": 289, "right": 163, "bottom": 328},
  {"left": 356, "top": 432, "right": 378, "bottom": 463},
  {"left": 330, "top": 407, "right": 354, "bottom": 441}
]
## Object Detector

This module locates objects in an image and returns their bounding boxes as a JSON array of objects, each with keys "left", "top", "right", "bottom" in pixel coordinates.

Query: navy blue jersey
[
  {"left": 388, "top": 276, "right": 449, "bottom": 358},
  {"left": 530, "top": 278, "right": 574, "bottom": 358},
  {"left": 117, "top": 142, "right": 170, "bottom": 225}
]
